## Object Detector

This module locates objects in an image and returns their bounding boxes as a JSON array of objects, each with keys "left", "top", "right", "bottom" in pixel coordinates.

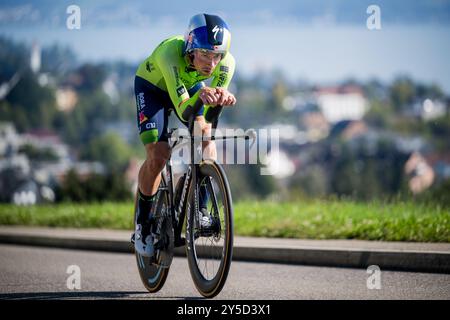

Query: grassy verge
[
  {"left": 0, "top": 200, "right": 448, "bottom": 242},
  {"left": 234, "top": 200, "right": 449, "bottom": 242}
]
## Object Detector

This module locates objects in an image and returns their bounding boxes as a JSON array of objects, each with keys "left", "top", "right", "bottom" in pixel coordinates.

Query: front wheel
[{"left": 186, "top": 160, "right": 234, "bottom": 298}]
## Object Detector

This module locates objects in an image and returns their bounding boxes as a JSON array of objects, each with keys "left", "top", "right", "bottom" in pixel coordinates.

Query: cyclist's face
[{"left": 192, "top": 49, "right": 222, "bottom": 76}]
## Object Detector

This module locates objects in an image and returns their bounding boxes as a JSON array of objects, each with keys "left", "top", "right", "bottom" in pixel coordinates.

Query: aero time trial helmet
[{"left": 184, "top": 14, "right": 231, "bottom": 57}]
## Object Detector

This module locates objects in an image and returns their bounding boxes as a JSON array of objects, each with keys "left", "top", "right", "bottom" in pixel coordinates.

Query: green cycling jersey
[{"left": 136, "top": 35, "right": 236, "bottom": 122}]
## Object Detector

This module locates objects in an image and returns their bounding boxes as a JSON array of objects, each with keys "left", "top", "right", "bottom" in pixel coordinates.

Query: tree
[
  {"left": 55, "top": 169, "right": 132, "bottom": 202},
  {"left": 390, "top": 76, "right": 416, "bottom": 111},
  {"left": 289, "top": 165, "right": 328, "bottom": 198},
  {"left": 81, "top": 132, "right": 133, "bottom": 171},
  {"left": 73, "top": 64, "right": 107, "bottom": 92},
  {"left": 41, "top": 44, "right": 77, "bottom": 77},
  {"left": 5, "top": 73, "right": 58, "bottom": 132},
  {"left": 427, "top": 114, "right": 450, "bottom": 152},
  {"left": 18, "top": 144, "right": 59, "bottom": 161},
  {"left": 0, "top": 37, "right": 29, "bottom": 81},
  {"left": 245, "top": 164, "right": 277, "bottom": 198}
]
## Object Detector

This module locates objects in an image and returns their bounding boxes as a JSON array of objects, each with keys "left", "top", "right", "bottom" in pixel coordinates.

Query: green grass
[
  {"left": 0, "top": 200, "right": 449, "bottom": 242},
  {"left": 233, "top": 200, "right": 450, "bottom": 242},
  {"left": 0, "top": 202, "right": 134, "bottom": 230}
]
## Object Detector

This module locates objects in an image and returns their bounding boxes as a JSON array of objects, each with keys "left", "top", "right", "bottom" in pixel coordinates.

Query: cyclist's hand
[
  {"left": 199, "top": 87, "right": 220, "bottom": 105},
  {"left": 215, "top": 88, "right": 236, "bottom": 106}
]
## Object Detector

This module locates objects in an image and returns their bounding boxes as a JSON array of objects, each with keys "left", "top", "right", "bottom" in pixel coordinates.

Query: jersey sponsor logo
[
  {"left": 139, "top": 111, "right": 148, "bottom": 124},
  {"left": 145, "top": 61, "right": 155, "bottom": 72},
  {"left": 220, "top": 66, "right": 229, "bottom": 73},
  {"left": 138, "top": 92, "right": 146, "bottom": 110},
  {"left": 145, "top": 122, "right": 156, "bottom": 129},
  {"left": 216, "top": 73, "right": 227, "bottom": 87},
  {"left": 173, "top": 66, "right": 180, "bottom": 86},
  {"left": 177, "top": 86, "right": 186, "bottom": 97}
]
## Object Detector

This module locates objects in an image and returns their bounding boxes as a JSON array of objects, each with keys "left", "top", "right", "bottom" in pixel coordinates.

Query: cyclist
[{"left": 133, "top": 13, "right": 237, "bottom": 257}]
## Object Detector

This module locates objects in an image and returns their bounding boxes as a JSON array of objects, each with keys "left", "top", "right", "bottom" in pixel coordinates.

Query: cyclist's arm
[
  {"left": 199, "top": 54, "right": 236, "bottom": 121},
  {"left": 156, "top": 51, "right": 235, "bottom": 121},
  {"left": 210, "top": 53, "right": 235, "bottom": 89},
  {"left": 155, "top": 53, "right": 201, "bottom": 122}
]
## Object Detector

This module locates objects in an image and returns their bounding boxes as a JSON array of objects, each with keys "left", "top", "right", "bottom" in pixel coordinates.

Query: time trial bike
[{"left": 132, "top": 100, "right": 256, "bottom": 298}]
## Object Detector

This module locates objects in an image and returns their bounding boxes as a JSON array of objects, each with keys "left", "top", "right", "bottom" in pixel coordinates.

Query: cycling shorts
[{"left": 134, "top": 76, "right": 204, "bottom": 144}]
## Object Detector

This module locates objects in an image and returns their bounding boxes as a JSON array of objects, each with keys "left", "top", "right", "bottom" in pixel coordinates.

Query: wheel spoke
[
  {"left": 192, "top": 173, "right": 228, "bottom": 281},
  {"left": 186, "top": 162, "right": 233, "bottom": 297}
]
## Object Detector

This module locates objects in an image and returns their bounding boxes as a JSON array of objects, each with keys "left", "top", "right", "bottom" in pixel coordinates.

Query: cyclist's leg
[
  {"left": 195, "top": 115, "right": 215, "bottom": 211},
  {"left": 135, "top": 76, "right": 170, "bottom": 196},
  {"left": 185, "top": 82, "right": 215, "bottom": 210},
  {"left": 138, "top": 142, "right": 170, "bottom": 198},
  {"left": 134, "top": 76, "right": 170, "bottom": 255}
]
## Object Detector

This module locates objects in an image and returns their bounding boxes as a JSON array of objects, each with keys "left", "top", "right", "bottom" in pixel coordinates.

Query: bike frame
[
  {"left": 162, "top": 101, "right": 217, "bottom": 247},
  {"left": 161, "top": 102, "right": 255, "bottom": 248}
]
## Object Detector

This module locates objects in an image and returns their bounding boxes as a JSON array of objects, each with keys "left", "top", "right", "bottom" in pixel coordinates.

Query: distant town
[{"left": 1, "top": 37, "right": 449, "bottom": 205}]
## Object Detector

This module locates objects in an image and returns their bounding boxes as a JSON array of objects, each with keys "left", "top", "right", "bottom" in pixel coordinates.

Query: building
[
  {"left": 329, "top": 120, "right": 369, "bottom": 141},
  {"left": 404, "top": 152, "right": 435, "bottom": 194},
  {"left": 314, "top": 85, "right": 368, "bottom": 124},
  {"left": 0, "top": 122, "right": 21, "bottom": 156},
  {"left": 412, "top": 99, "right": 446, "bottom": 121},
  {"left": 55, "top": 87, "right": 78, "bottom": 112},
  {"left": 21, "top": 129, "right": 70, "bottom": 161}
]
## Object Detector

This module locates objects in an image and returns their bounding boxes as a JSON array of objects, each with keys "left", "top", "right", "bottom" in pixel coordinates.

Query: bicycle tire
[
  {"left": 134, "top": 175, "right": 171, "bottom": 293},
  {"left": 186, "top": 160, "right": 234, "bottom": 298}
]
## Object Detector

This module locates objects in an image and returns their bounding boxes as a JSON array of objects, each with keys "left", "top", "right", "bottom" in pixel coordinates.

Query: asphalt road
[{"left": 0, "top": 244, "right": 449, "bottom": 300}]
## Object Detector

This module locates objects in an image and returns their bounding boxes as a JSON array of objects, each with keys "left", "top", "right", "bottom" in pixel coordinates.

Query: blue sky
[{"left": 1, "top": 0, "right": 450, "bottom": 92}]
